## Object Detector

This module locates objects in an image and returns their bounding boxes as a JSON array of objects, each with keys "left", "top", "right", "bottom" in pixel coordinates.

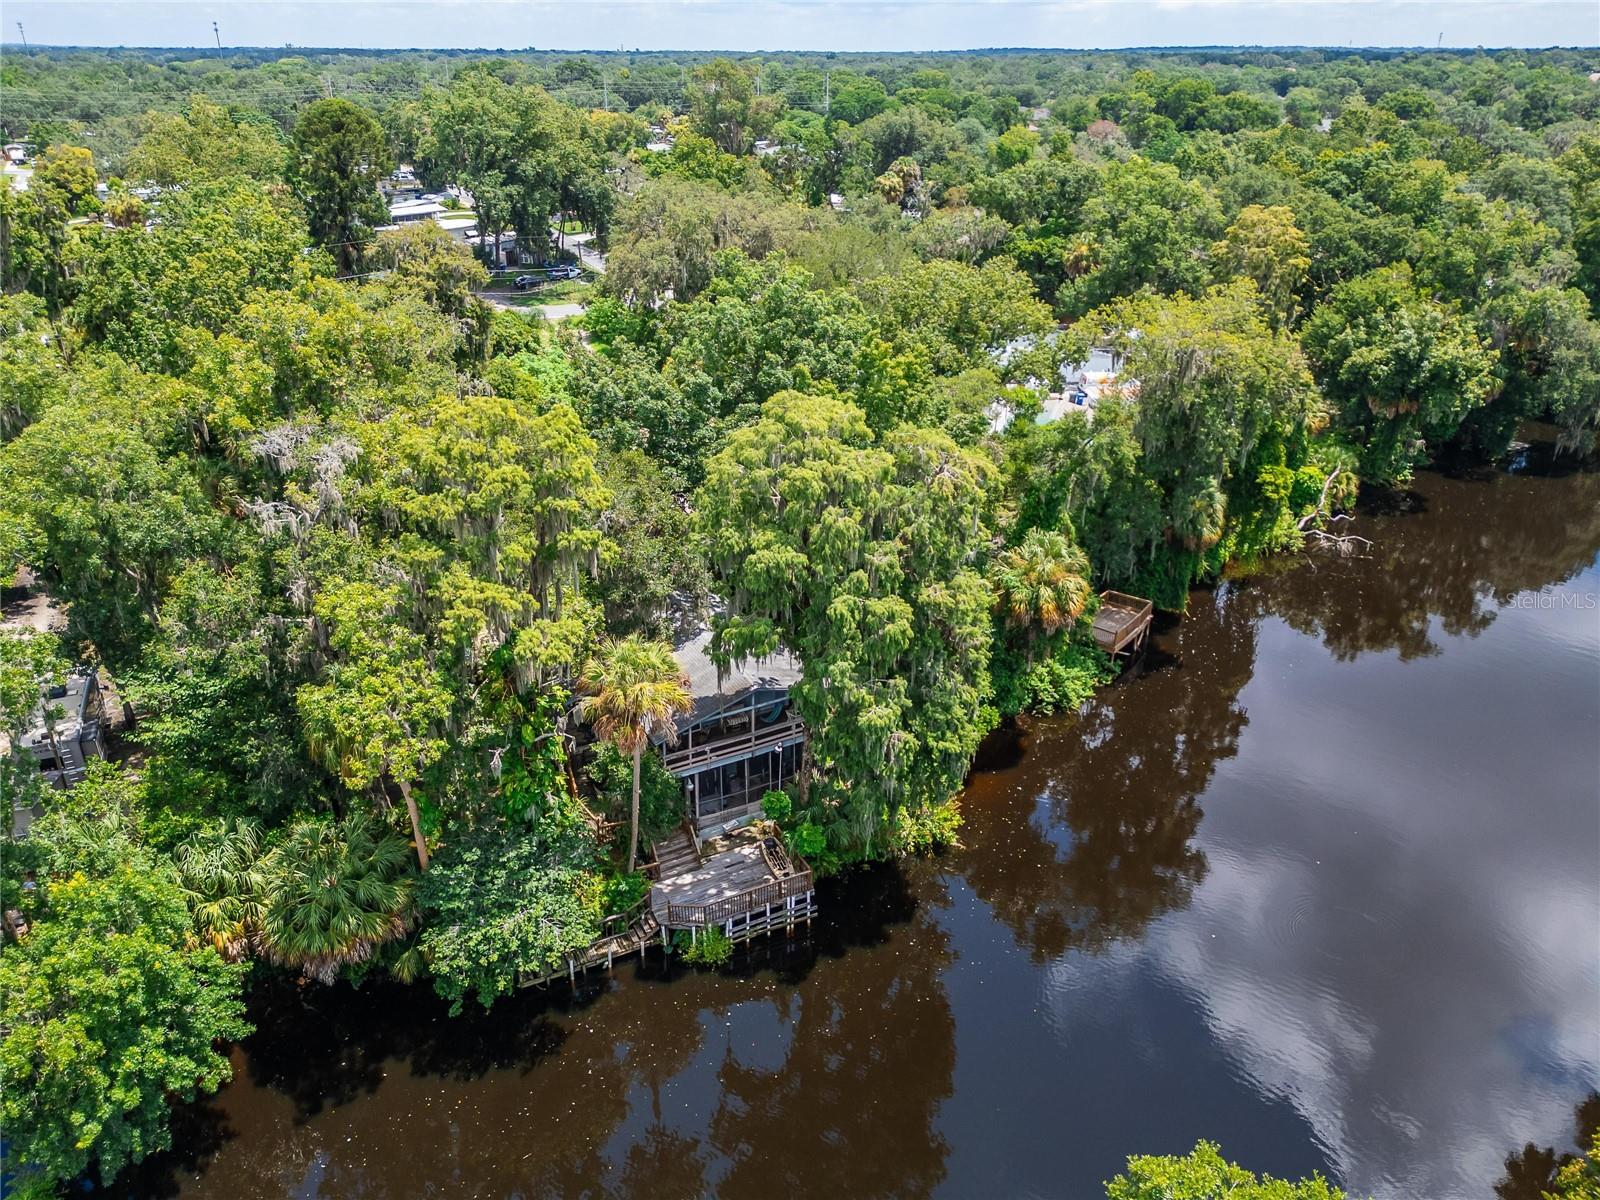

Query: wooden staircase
[
  {"left": 650, "top": 825, "right": 701, "bottom": 879},
  {"left": 585, "top": 908, "right": 660, "bottom": 967}
]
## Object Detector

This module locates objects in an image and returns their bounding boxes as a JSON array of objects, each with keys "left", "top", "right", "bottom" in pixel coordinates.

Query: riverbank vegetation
[{"left": 2, "top": 44, "right": 1598, "bottom": 1192}]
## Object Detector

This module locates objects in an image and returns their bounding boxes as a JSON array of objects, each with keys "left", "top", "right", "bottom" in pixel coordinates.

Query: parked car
[
  {"left": 549, "top": 264, "right": 582, "bottom": 280},
  {"left": 514, "top": 274, "right": 538, "bottom": 289}
]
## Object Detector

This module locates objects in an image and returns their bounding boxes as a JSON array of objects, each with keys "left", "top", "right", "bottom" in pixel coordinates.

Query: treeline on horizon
[{"left": 1, "top": 42, "right": 1598, "bottom": 1198}]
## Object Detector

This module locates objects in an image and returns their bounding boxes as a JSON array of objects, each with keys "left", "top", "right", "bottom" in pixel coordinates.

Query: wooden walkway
[
  {"left": 1091, "top": 590, "right": 1154, "bottom": 658},
  {"left": 518, "top": 902, "right": 661, "bottom": 989}
]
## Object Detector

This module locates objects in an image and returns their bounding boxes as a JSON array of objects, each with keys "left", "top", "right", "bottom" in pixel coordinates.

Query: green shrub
[
  {"left": 600, "top": 870, "right": 649, "bottom": 917},
  {"left": 890, "top": 794, "right": 963, "bottom": 854},
  {"left": 760, "top": 789, "right": 792, "bottom": 822},
  {"left": 1021, "top": 639, "right": 1118, "bottom": 714},
  {"left": 417, "top": 816, "right": 604, "bottom": 1012},
  {"left": 788, "top": 821, "right": 827, "bottom": 860},
  {"left": 680, "top": 925, "right": 733, "bottom": 966}
]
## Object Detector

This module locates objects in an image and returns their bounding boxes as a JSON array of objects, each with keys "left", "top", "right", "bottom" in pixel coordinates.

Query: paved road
[
  {"left": 552, "top": 225, "right": 607, "bottom": 274},
  {"left": 472, "top": 293, "right": 588, "bottom": 321}
]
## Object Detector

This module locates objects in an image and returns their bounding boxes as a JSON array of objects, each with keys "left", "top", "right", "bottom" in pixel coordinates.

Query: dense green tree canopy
[
  {"left": 1303, "top": 264, "right": 1498, "bottom": 482},
  {"left": 126, "top": 94, "right": 286, "bottom": 186},
  {"left": 71, "top": 179, "right": 317, "bottom": 372},
  {"left": 289, "top": 97, "right": 392, "bottom": 274},
  {"left": 1, "top": 44, "right": 1596, "bottom": 1190},
  {"left": 0, "top": 851, "right": 248, "bottom": 1186},
  {"left": 699, "top": 391, "right": 995, "bottom": 857}
]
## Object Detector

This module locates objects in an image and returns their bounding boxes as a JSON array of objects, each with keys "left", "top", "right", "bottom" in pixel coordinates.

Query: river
[{"left": 107, "top": 428, "right": 1600, "bottom": 1200}]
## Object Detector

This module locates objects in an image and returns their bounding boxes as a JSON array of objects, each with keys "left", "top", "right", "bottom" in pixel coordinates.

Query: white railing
[{"left": 662, "top": 714, "right": 806, "bottom": 775}]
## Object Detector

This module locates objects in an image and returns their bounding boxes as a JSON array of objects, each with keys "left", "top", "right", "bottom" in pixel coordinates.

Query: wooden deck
[
  {"left": 1091, "top": 590, "right": 1154, "bottom": 658},
  {"left": 650, "top": 824, "right": 815, "bottom": 931},
  {"left": 519, "top": 824, "right": 816, "bottom": 989}
]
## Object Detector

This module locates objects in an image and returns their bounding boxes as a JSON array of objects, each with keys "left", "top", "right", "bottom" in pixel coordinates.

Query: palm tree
[
  {"left": 992, "top": 528, "right": 1094, "bottom": 646},
  {"left": 175, "top": 818, "right": 269, "bottom": 961},
  {"left": 577, "top": 636, "right": 692, "bottom": 873},
  {"left": 259, "top": 814, "right": 415, "bottom": 984}
]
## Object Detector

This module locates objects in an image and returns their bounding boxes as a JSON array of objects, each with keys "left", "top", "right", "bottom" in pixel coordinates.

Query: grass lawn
[
  {"left": 534, "top": 280, "right": 594, "bottom": 302},
  {"left": 486, "top": 280, "right": 593, "bottom": 308}
]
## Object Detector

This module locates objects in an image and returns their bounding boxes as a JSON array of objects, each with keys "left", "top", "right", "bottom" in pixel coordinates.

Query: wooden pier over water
[
  {"left": 1092, "top": 590, "right": 1154, "bottom": 658},
  {"left": 648, "top": 823, "right": 816, "bottom": 937},
  {"left": 519, "top": 821, "right": 815, "bottom": 989}
]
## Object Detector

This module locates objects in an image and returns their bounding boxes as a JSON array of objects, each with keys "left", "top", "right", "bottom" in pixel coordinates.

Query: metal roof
[{"left": 670, "top": 622, "right": 803, "bottom": 731}]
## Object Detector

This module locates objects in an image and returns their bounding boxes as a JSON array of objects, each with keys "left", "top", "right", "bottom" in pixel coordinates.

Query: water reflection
[
  {"left": 100, "top": 865, "right": 957, "bottom": 1200},
  {"left": 1496, "top": 1090, "right": 1600, "bottom": 1200},
  {"left": 1120, "top": 441, "right": 1600, "bottom": 1197},
  {"left": 1255, "top": 434, "right": 1600, "bottom": 661},
  {"left": 709, "top": 870, "right": 956, "bottom": 1199},
  {"left": 958, "top": 583, "right": 1263, "bottom": 961}
]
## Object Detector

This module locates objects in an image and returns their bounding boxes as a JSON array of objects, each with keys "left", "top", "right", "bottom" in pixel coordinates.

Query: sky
[{"left": 3, "top": 0, "right": 1597, "bottom": 53}]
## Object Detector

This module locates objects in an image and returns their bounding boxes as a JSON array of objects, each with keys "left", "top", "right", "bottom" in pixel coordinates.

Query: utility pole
[
  {"left": 213, "top": 21, "right": 222, "bottom": 52},
  {"left": 16, "top": 22, "right": 26, "bottom": 49},
  {"left": 602, "top": 74, "right": 609, "bottom": 110},
  {"left": 823, "top": 70, "right": 830, "bottom": 116}
]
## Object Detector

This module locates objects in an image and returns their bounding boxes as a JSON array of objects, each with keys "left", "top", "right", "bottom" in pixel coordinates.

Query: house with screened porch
[{"left": 654, "top": 623, "right": 807, "bottom": 838}]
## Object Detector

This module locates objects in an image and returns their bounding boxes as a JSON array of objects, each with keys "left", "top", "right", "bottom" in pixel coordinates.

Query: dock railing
[
  {"left": 1093, "top": 590, "right": 1154, "bottom": 657},
  {"left": 662, "top": 860, "right": 814, "bottom": 929}
]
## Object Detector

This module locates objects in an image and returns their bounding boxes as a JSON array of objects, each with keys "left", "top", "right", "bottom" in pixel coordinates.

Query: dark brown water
[{"left": 111, "top": 432, "right": 1600, "bottom": 1200}]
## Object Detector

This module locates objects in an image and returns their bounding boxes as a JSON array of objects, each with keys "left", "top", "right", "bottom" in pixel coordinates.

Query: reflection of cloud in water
[{"left": 1141, "top": 572, "right": 1600, "bottom": 1199}]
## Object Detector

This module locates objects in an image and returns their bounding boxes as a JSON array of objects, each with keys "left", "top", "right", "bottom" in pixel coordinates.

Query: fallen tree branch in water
[
  {"left": 1298, "top": 463, "right": 1352, "bottom": 532},
  {"left": 1306, "top": 527, "right": 1374, "bottom": 556}
]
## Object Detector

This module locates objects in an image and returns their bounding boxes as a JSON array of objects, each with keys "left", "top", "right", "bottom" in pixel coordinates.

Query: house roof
[
  {"left": 388, "top": 199, "right": 445, "bottom": 220},
  {"left": 670, "top": 622, "right": 803, "bottom": 731},
  {"left": 987, "top": 344, "right": 1131, "bottom": 432},
  {"left": 19, "top": 669, "right": 97, "bottom": 750}
]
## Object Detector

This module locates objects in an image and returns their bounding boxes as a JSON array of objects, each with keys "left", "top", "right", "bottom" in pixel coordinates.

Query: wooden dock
[
  {"left": 650, "top": 823, "right": 815, "bottom": 935},
  {"left": 1091, "top": 590, "right": 1154, "bottom": 658},
  {"left": 518, "top": 822, "right": 815, "bottom": 989}
]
